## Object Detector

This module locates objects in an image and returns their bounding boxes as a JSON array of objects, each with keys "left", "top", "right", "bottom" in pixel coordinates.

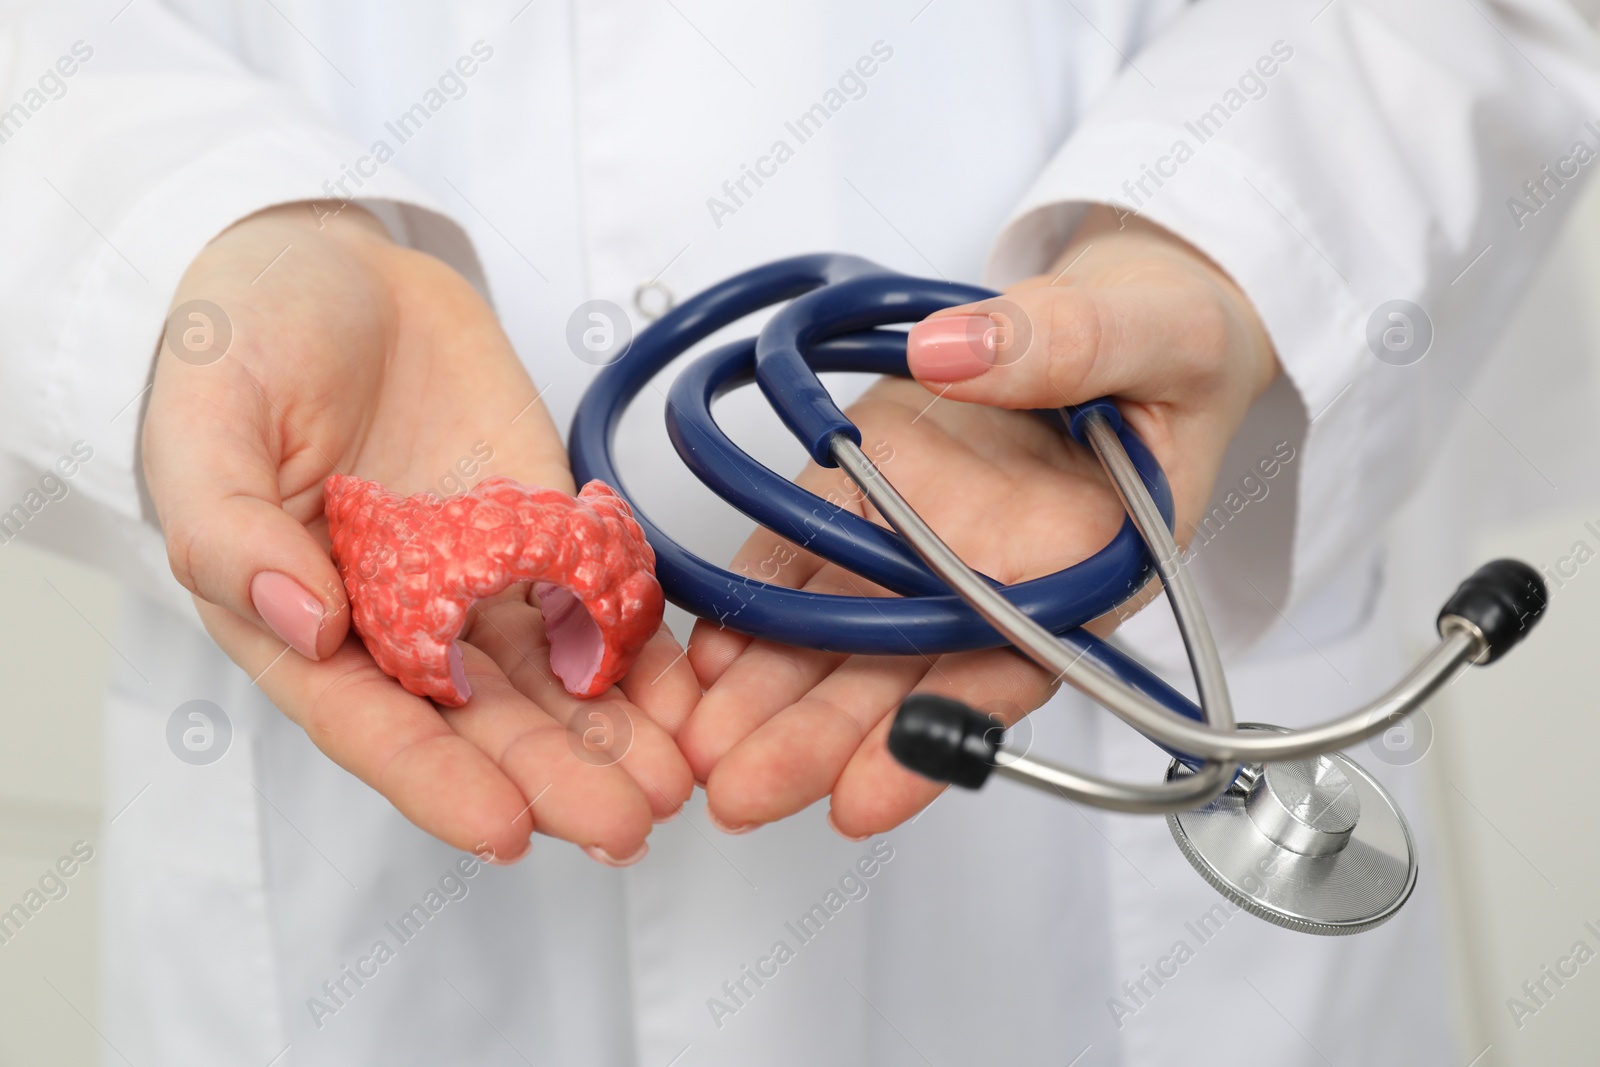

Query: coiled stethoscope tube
[{"left": 570, "top": 254, "right": 1241, "bottom": 807}]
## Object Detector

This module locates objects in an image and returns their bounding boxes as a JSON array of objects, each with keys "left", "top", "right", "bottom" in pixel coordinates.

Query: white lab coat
[{"left": 2, "top": 1, "right": 1598, "bottom": 1063}]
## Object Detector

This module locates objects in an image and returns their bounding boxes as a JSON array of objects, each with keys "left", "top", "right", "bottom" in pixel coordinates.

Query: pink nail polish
[
  {"left": 484, "top": 847, "right": 525, "bottom": 867},
  {"left": 250, "top": 571, "right": 327, "bottom": 659},
  {"left": 707, "top": 808, "right": 758, "bottom": 835},
  {"left": 827, "top": 811, "right": 870, "bottom": 843},
  {"left": 584, "top": 841, "right": 649, "bottom": 868},
  {"left": 907, "top": 314, "right": 999, "bottom": 382}
]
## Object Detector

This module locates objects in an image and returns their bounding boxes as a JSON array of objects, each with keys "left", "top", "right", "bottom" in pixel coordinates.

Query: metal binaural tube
[
  {"left": 838, "top": 423, "right": 1488, "bottom": 776},
  {"left": 1078, "top": 412, "right": 1489, "bottom": 761}
]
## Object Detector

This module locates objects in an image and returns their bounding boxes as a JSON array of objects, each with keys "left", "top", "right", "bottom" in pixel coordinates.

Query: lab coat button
[{"left": 634, "top": 279, "right": 675, "bottom": 321}]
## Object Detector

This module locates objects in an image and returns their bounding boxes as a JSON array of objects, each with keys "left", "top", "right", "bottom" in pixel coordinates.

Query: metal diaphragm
[{"left": 1164, "top": 724, "right": 1417, "bottom": 936}]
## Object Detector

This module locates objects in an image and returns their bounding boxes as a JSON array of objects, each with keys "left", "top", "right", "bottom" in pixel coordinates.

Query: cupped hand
[
  {"left": 143, "top": 202, "right": 694, "bottom": 865},
  {"left": 679, "top": 206, "right": 1278, "bottom": 838}
]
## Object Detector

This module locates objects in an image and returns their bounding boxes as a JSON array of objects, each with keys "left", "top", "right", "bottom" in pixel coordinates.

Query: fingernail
[
  {"left": 484, "top": 847, "right": 525, "bottom": 867},
  {"left": 907, "top": 314, "right": 999, "bottom": 382},
  {"left": 707, "top": 808, "right": 758, "bottom": 835},
  {"left": 653, "top": 808, "right": 681, "bottom": 825},
  {"left": 827, "top": 811, "right": 870, "bottom": 842},
  {"left": 584, "top": 841, "right": 649, "bottom": 868},
  {"left": 250, "top": 571, "right": 327, "bottom": 659}
]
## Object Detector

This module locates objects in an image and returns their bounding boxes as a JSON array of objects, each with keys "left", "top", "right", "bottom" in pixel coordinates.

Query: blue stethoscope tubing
[{"left": 567, "top": 253, "right": 1211, "bottom": 767}]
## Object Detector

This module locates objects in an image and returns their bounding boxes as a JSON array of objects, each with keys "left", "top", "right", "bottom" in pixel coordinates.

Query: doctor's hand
[
  {"left": 143, "top": 202, "right": 695, "bottom": 866},
  {"left": 679, "top": 206, "right": 1277, "bottom": 838}
]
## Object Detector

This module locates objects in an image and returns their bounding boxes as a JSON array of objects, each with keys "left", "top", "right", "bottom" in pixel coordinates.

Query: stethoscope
[{"left": 569, "top": 254, "right": 1548, "bottom": 936}]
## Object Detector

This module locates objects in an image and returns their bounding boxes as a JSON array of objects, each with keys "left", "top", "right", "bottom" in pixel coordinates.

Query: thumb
[
  {"left": 143, "top": 377, "right": 349, "bottom": 661},
  {"left": 905, "top": 285, "right": 1207, "bottom": 410}
]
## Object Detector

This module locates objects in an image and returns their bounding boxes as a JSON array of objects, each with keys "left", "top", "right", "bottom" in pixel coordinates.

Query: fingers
[
  {"left": 682, "top": 559, "right": 890, "bottom": 816},
  {"left": 678, "top": 554, "right": 853, "bottom": 792},
  {"left": 145, "top": 361, "right": 348, "bottom": 661},
  {"left": 702, "top": 644, "right": 1052, "bottom": 834},
  {"left": 827, "top": 647, "right": 1057, "bottom": 838},
  {"left": 464, "top": 595, "right": 694, "bottom": 824},
  {"left": 686, "top": 526, "right": 828, "bottom": 691},
  {"left": 197, "top": 600, "right": 535, "bottom": 862},
  {"left": 700, "top": 643, "right": 1056, "bottom": 834},
  {"left": 681, "top": 636, "right": 846, "bottom": 798},
  {"left": 702, "top": 653, "right": 928, "bottom": 828},
  {"left": 444, "top": 642, "right": 657, "bottom": 862},
  {"left": 684, "top": 619, "right": 751, "bottom": 695},
  {"left": 617, "top": 625, "right": 702, "bottom": 739},
  {"left": 905, "top": 281, "right": 1230, "bottom": 411},
  {"left": 680, "top": 520, "right": 836, "bottom": 784}
]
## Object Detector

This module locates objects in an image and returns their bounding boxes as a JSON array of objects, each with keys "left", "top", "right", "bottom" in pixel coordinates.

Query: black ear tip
[
  {"left": 1439, "top": 559, "right": 1548, "bottom": 663},
  {"left": 888, "top": 694, "right": 999, "bottom": 790}
]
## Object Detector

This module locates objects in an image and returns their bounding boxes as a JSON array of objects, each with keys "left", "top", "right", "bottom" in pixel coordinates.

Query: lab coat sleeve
[
  {"left": 988, "top": 0, "right": 1600, "bottom": 649},
  {"left": 0, "top": 1, "right": 482, "bottom": 614}
]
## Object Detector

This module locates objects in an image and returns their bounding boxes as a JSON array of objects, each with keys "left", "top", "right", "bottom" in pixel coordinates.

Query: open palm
[{"left": 144, "top": 203, "right": 694, "bottom": 865}]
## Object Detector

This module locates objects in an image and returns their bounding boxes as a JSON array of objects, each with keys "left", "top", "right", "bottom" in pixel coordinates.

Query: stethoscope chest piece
[{"left": 1164, "top": 725, "right": 1417, "bottom": 936}]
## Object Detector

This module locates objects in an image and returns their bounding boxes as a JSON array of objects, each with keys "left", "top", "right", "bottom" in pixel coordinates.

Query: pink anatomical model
[{"left": 324, "top": 474, "right": 664, "bottom": 703}]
